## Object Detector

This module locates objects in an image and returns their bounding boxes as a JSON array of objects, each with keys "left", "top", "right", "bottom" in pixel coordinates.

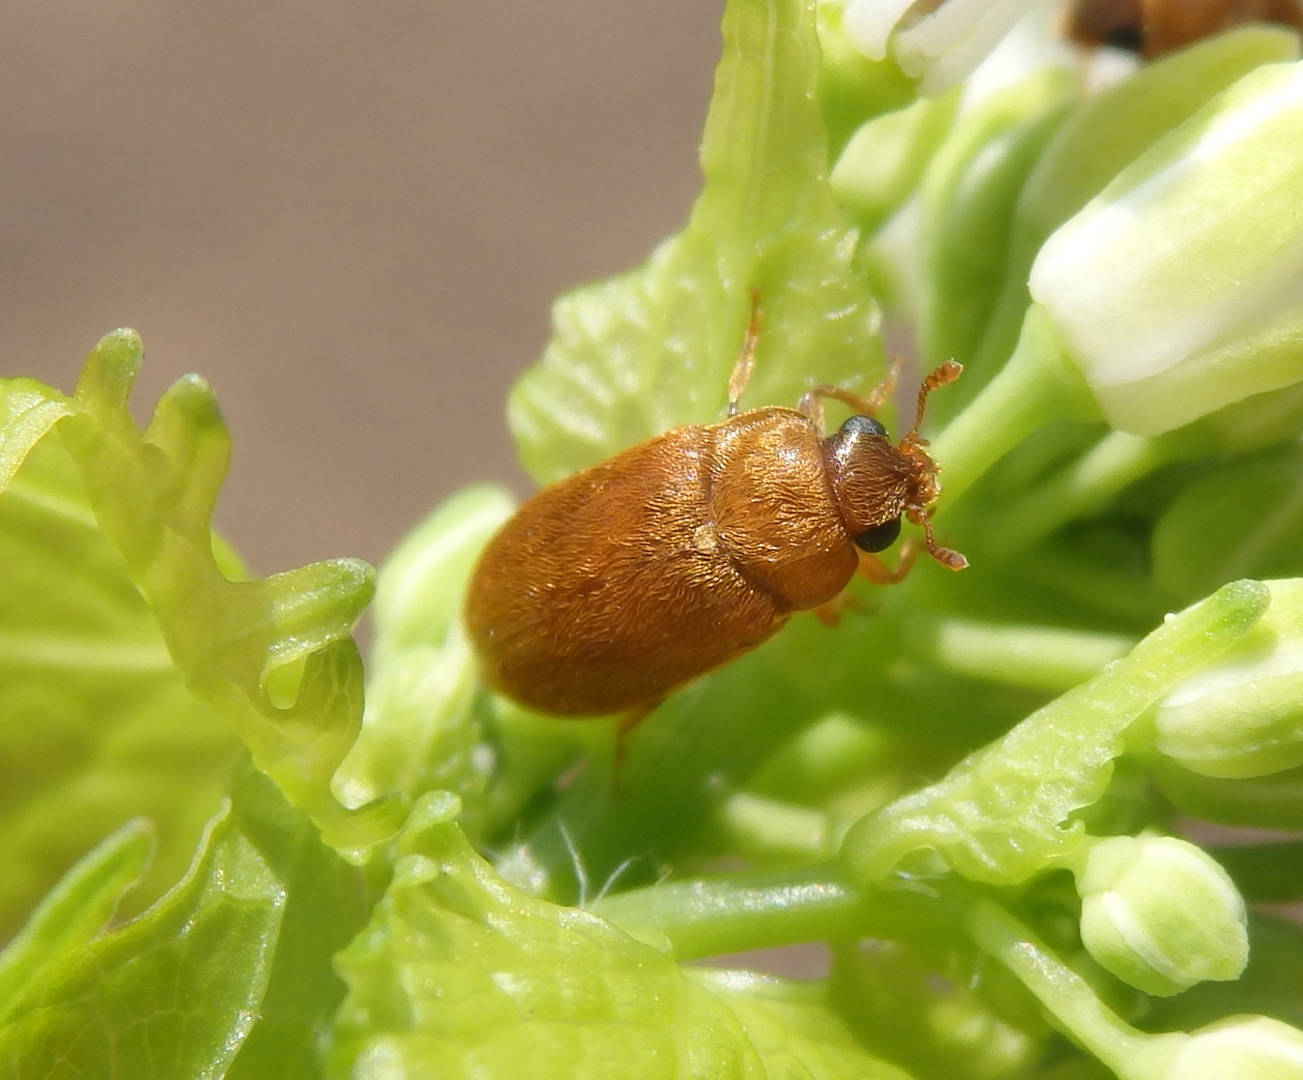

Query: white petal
[
  {"left": 895, "top": 0, "right": 1034, "bottom": 93},
  {"left": 842, "top": 0, "right": 917, "bottom": 61}
]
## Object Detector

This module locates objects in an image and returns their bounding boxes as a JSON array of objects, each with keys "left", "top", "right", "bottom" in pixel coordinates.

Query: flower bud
[
  {"left": 1075, "top": 836, "right": 1247, "bottom": 997},
  {"left": 1158, "top": 1016, "right": 1303, "bottom": 1080},
  {"left": 830, "top": 91, "right": 959, "bottom": 236},
  {"left": 1029, "top": 60, "right": 1303, "bottom": 436},
  {"left": 917, "top": 67, "right": 1075, "bottom": 374},
  {"left": 1155, "top": 579, "right": 1303, "bottom": 779},
  {"left": 841, "top": 0, "right": 1030, "bottom": 93}
]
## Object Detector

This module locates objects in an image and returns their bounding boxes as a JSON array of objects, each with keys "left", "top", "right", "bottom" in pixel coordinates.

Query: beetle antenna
[{"left": 905, "top": 360, "right": 963, "bottom": 444}]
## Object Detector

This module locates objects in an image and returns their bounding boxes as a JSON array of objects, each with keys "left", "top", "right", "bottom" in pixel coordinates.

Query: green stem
[
  {"left": 718, "top": 792, "right": 838, "bottom": 861},
  {"left": 929, "top": 304, "right": 1099, "bottom": 513},
  {"left": 987, "top": 426, "right": 1210, "bottom": 558},
  {"left": 594, "top": 863, "right": 953, "bottom": 962},
  {"left": 926, "top": 618, "right": 1136, "bottom": 692},
  {"left": 963, "top": 899, "right": 1162, "bottom": 1079}
]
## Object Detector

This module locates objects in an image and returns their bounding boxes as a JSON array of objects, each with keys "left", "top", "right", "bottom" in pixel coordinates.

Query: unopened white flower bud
[
  {"left": 1156, "top": 579, "right": 1303, "bottom": 779},
  {"left": 1159, "top": 1016, "right": 1303, "bottom": 1080},
  {"left": 1030, "top": 61, "right": 1303, "bottom": 435},
  {"left": 1076, "top": 836, "right": 1247, "bottom": 997}
]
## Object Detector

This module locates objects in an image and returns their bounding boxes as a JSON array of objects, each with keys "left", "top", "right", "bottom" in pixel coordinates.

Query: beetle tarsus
[{"left": 919, "top": 512, "right": 969, "bottom": 571}]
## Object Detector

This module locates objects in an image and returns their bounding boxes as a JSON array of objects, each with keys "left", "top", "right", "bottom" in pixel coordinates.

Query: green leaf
[
  {"left": 224, "top": 763, "right": 374, "bottom": 1080},
  {"left": 0, "top": 382, "right": 238, "bottom": 935},
  {"left": 0, "top": 761, "right": 369, "bottom": 1079},
  {"left": 841, "top": 580, "right": 1269, "bottom": 886},
  {"left": 693, "top": 969, "right": 919, "bottom": 1080},
  {"left": 1, "top": 327, "right": 401, "bottom": 939},
  {"left": 0, "top": 818, "right": 153, "bottom": 1020},
  {"left": 0, "top": 377, "right": 71, "bottom": 492},
  {"left": 332, "top": 794, "right": 914, "bottom": 1079},
  {"left": 0, "top": 778, "right": 285, "bottom": 1077},
  {"left": 48, "top": 329, "right": 402, "bottom": 847},
  {"left": 510, "top": 0, "right": 884, "bottom": 486},
  {"left": 331, "top": 794, "right": 753, "bottom": 1078}
]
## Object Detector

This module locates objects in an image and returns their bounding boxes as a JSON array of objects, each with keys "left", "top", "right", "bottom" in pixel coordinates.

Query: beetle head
[{"left": 822, "top": 361, "right": 967, "bottom": 571}]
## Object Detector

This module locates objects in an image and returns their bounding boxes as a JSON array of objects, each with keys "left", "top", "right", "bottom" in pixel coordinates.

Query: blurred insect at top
[{"left": 1064, "top": 0, "right": 1303, "bottom": 58}]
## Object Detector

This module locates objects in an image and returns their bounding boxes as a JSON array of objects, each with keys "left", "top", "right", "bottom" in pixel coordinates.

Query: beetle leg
[
  {"left": 855, "top": 538, "right": 921, "bottom": 585},
  {"left": 611, "top": 700, "right": 660, "bottom": 795},
  {"left": 798, "top": 359, "right": 904, "bottom": 433},
  {"left": 916, "top": 510, "right": 969, "bottom": 571},
  {"left": 862, "top": 356, "right": 904, "bottom": 414},
  {"left": 810, "top": 591, "right": 867, "bottom": 626},
  {"left": 727, "top": 288, "right": 763, "bottom": 416},
  {"left": 797, "top": 387, "right": 827, "bottom": 432}
]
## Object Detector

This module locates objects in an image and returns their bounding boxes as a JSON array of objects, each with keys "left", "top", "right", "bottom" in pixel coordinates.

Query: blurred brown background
[{"left": 3, "top": 1, "right": 720, "bottom": 574}]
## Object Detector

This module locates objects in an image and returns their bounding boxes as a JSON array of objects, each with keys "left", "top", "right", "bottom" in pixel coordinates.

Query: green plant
[{"left": 4, "top": 2, "right": 1303, "bottom": 1077}]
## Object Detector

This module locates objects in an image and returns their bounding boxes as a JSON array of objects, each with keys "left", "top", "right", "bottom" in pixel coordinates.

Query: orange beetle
[
  {"left": 1064, "top": 0, "right": 1303, "bottom": 58},
  {"left": 465, "top": 301, "right": 965, "bottom": 737}
]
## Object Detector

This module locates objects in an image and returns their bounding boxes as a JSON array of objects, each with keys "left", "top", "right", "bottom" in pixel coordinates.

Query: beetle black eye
[
  {"left": 839, "top": 414, "right": 888, "bottom": 439},
  {"left": 854, "top": 517, "right": 901, "bottom": 553},
  {"left": 1104, "top": 24, "right": 1144, "bottom": 52}
]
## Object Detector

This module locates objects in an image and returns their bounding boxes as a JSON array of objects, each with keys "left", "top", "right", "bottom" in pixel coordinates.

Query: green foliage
[
  {"left": 60, "top": 332, "right": 401, "bottom": 848},
  {"left": 841, "top": 581, "right": 1269, "bottom": 887},
  {"left": 0, "top": 763, "right": 368, "bottom": 1079},
  {"left": 334, "top": 485, "right": 514, "bottom": 838},
  {"left": 0, "top": 374, "right": 238, "bottom": 935},
  {"left": 331, "top": 794, "right": 912, "bottom": 1079},
  {"left": 509, "top": 0, "right": 885, "bottom": 485},
  {"left": 10, "top": 0, "right": 1303, "bottom": 1077},
  {"left": 0, "top": 818, "right": 153, "bottom": 1015}
]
